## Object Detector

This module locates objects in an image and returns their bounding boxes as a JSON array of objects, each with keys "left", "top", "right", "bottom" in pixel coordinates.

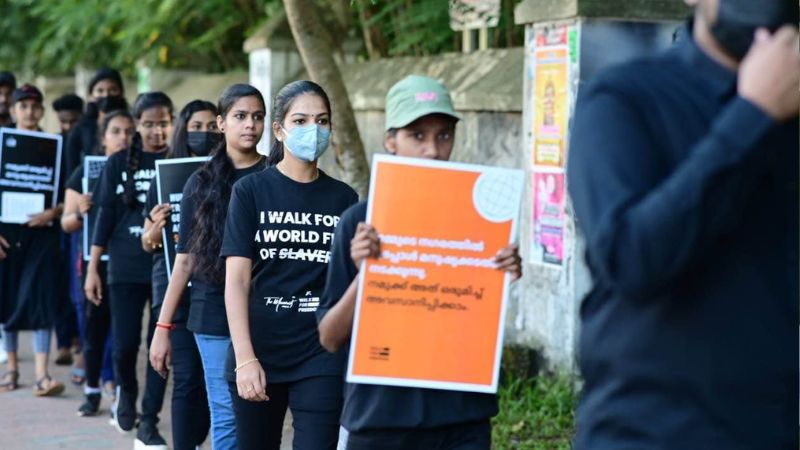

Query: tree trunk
[
  {"left": 283, "top": 0, "right": 371, "bottom": 197},
  {"left": 357, "top": 0, "right": 389, "bottom": 60}
]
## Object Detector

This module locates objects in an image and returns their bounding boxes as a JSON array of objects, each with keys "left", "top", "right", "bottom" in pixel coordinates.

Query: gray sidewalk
[{"left": 0, "top": 330, "right": 293, "bottom": 449}]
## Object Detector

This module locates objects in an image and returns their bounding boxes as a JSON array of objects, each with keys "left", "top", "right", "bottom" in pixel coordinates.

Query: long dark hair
[
  {"left": 267, "top": 80, "right": 332, "bottom": 166},
  {"left": 123, "top": 92, "right": 173, "bottom": 207},
  {"left": 189, "top": 84, "right": 265, "bottom": 283},
  {"left": 169, "top": 100, "right": 217, "bottom": 159}
]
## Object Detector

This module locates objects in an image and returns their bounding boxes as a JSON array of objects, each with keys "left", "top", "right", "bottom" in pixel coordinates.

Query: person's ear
[
  {"left": 273, "top": 122, "right": 284, "bottom": 142},
  {"left": 216, "top": 115, "right": 225, "bottom": 133},
  {"left": 384, "top": 132, "right": 397, "bottom": 154}
]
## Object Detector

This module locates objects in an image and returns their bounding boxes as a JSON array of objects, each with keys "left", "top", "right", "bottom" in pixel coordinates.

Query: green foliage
[
  {"left": 0, "top": 0, "right": 273, "bottom": 75},
  {"left": 0, "top": 0, "right": 524, "bottom": 75},
  {"left": 492, "top": 374, "right": 577, "bottom": 450}
]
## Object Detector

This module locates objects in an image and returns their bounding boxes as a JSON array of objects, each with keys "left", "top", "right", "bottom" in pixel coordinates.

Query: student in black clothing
[
  {"left": 63, "top": 110, "right": 135, "bottom": 416},
  {"left": 150, "top": 90, "right": 264, "bottom": 450},
  {"left": 0, "top": 84, "right": 67, "bottom": 397},
  {"left": 141, "top": 99, "right": 221, "bottom": 450},
  {"left": 52, "top": 93, "right": 86, "bottom": 379},
  {"left": 85, "top": 92, "right": 171, "bottom": 448},
  {"left": 317, "top": 75, "right": 522, "bottom": 450},
  {"left": 53, "top": 94, "right": 84, "bottom": 137},
  {"left": 221, "top": 80, "right": 358, "bottom": 450},
  {"left": 566, "top": 1, "right": 798, "bottom": 448},
  {"left": 65, "top": 68, "right": 125, "bottom": 174},
  {"left": 0, "top": 71, "right": 16, "bottom": 128}
]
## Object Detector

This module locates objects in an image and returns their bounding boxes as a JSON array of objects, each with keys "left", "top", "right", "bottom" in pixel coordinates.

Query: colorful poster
[
  {"left": 347, "top": 155, "right": 524, "bottom": 393},
  {"left": 532, "top": 46, "right": 569, "bottom": 167},
  {"left": 532, "top": 172, "right": 565, "bottom": 266}
]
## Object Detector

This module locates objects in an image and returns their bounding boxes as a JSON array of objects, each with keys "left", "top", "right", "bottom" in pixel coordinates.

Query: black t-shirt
[
  {"left": 220, "top": 166, "right": 358, "bottom": 383},
  {"left": 66, "top": 165, "right": 82, "bottom": 193},
  {"left": 317, "top": 201, "right": 498, "bottom": 432},
  {"left": 143, "top": 182, "right": 188, "bottom": 319},
  {"left": 178, "top": 159, "right": 266, "bottom": 337},
  {"left": 92, "top": 149, "right": 164, "bottom": 285}
]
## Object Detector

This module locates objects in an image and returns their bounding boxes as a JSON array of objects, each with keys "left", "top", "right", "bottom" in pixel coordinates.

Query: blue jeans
[
  {"left": 2, "top": 328, "right": 51, "bottom": 354},
  {"left": 195, "top": 333, "right": 237, "bottom": 450}
]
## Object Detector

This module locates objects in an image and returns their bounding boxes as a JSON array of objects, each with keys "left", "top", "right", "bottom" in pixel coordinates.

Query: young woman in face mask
[
  {"left": 220, "top": 80, "right": 358, "bottom": 450},
  {"left": 139, "top": 99, "right": 221, "bottom": 450},
  {"left": 150, "top": 86, "right": 266, "bottom": 449},
  {"left": 62, "top": 110, "right": 135, "bottom": 416},
  {"left": 85, "top": 92, "right": 172, "bottom": 448}
]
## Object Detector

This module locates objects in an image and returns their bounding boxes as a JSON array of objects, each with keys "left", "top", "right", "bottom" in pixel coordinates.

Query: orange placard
[{"left": 347, "top": 155, "right": 523, "bottom": 393}]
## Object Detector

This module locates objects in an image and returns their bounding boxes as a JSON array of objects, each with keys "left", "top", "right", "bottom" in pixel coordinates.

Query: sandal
[
  {"left": 70, "top": 367, "right": 86, "bottom": 386},
  {"left": 0, "top": 370, "right": 18, "bottom": 392},
  {"left": 33, "top": 375, "right": 64, "bottom": 397}
]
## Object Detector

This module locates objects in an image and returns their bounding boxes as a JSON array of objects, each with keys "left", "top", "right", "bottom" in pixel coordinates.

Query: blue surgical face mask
[{"left": 282, "top": 124, "right": 330, "bottom": 162}]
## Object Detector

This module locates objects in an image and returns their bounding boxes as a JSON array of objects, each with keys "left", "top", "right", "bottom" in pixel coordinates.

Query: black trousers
[
  {"left": 228, "top": 375, "right": 343, "bottom": 450},
  {"left": 170, "top": 323, "right": 210, "bottom": 449},
  {"left": 108, "top": 282, "right": 166, "bottom": 425},
  {"left": 83, "top": 296, "right": 110, "bottom": 388},
  {"left": 346, "top": 419, "right": 491, "bottom": 450}
]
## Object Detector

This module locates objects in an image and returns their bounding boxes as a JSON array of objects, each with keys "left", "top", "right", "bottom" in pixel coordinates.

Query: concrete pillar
[{"left": 508, "top": 0, "right": 689, "bottom": 373}]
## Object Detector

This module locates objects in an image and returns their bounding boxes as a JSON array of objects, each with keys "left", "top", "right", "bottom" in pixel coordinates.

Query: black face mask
[
  {"left": 710, "top": 0, "right": 799, "bottom": 60},
  {"left": 186, "top": 131, "right": 222, "bottom": 156}
]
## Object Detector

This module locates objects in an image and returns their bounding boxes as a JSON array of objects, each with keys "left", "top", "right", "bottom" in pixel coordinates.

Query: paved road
[{"left": 0, "top": 329, "right": 294, "bottom": 449}]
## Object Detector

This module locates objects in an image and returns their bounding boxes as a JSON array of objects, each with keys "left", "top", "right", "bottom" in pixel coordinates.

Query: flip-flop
[
  {"left": 70, "top": 367, "right": 86, "bottom": 386},
  {"left": 33, "top": 375, "right": 64, "bottom": 397},
  {"left": 0, "top": 370, "right": 18, "bottom": 392}
]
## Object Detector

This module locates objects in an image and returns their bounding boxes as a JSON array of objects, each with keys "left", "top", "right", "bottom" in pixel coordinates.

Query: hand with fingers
[
  {"left": 0, "top": 235, "right": 9, "bottom": 260},
  {"left": 84, "top": 269, "right": 103, "bottom": 306},
  {"left": 78, "top": 194, "right": 93, "bottom": 216},
  {"left": 351, "top": 222, "right": 381, "bottom": 269},
  {"left": 148, "top": 203, "right": 172, "bottom": 239},
  {"left": 236, "top": 358, "right": 269, "bottom": 402},
  {"left": 739, "top": 25, "right": 800, "bottom": 121},
  {"left": 495, "top": 243, "right": 522, "bottom": 281},
  {"left": 149, "top": 329, "right": 172, "bottom": 379},
  {"left": 27, "top": 208, "right": 60, "bottom": 228}
]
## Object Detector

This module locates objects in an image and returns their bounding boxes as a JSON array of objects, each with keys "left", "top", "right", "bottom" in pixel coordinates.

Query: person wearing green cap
[{"left": 317, "top": 75, "right": 522, "bottom": 449}]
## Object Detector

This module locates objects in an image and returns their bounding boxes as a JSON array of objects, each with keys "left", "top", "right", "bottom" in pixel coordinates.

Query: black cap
[
  {"left": 88, "top": 68, "right": 124, "bottom": 95},
  {"left": 52, "top": 93, "right": 84, "bottom": 112},
  {"left": 12, "top": 83, "right": 43, "bottom": 104},
  {"left": 0, "top": 72, "right": 16, "bottom": 90}
]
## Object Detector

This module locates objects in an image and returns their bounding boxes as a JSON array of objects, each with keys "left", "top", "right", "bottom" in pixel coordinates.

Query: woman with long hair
[
  {"left": 85, "top": 92, "right": 172, "bottom": 449},
  {"left": 221, "top": 80, "right": 358, "bottom": 449},
  {"left": 150, "top": 87, "right": 267, "bottom": 449},
  {"left": 142, "top": 99, "right": 221, "bottom": 449}
]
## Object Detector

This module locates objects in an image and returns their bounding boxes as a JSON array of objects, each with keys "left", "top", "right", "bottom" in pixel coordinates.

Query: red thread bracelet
[{"left": 155, "top": 322, "right": 176, "bottom": 331}]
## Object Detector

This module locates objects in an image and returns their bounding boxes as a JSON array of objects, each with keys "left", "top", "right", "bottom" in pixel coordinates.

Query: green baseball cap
[{"left": 385, "top": 75, "right": 460, "bottom": 131}]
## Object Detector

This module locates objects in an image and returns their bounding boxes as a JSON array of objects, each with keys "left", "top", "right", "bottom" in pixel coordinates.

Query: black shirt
[
  {"left": 65, "top": 104, "right": 99, "bottom": 175},
  {"left": 178, "top": 159, "right": 266, "bottom": 336},
  {"left": 92, "top": 149, "right": 165, "bottom": 285},
  {"left": 220, "top": 166, "right": 358, "bottom": 383},
  {"left": 66, "top": 165, "right": 82, "bottom": 193},
  {"left": 566, "top": 29, "right": 798, "bottom": 449},
  {"left": 317, "top": 201, "right": 498, "bottom": 432}
]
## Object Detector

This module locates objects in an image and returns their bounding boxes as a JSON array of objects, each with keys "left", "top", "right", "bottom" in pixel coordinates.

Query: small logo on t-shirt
[
  {"left": 265, "top": 296, "right": 295, "bottom": 312},
  {"left": 298, "top": 291, "right": 320, "bottom": 313}
]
